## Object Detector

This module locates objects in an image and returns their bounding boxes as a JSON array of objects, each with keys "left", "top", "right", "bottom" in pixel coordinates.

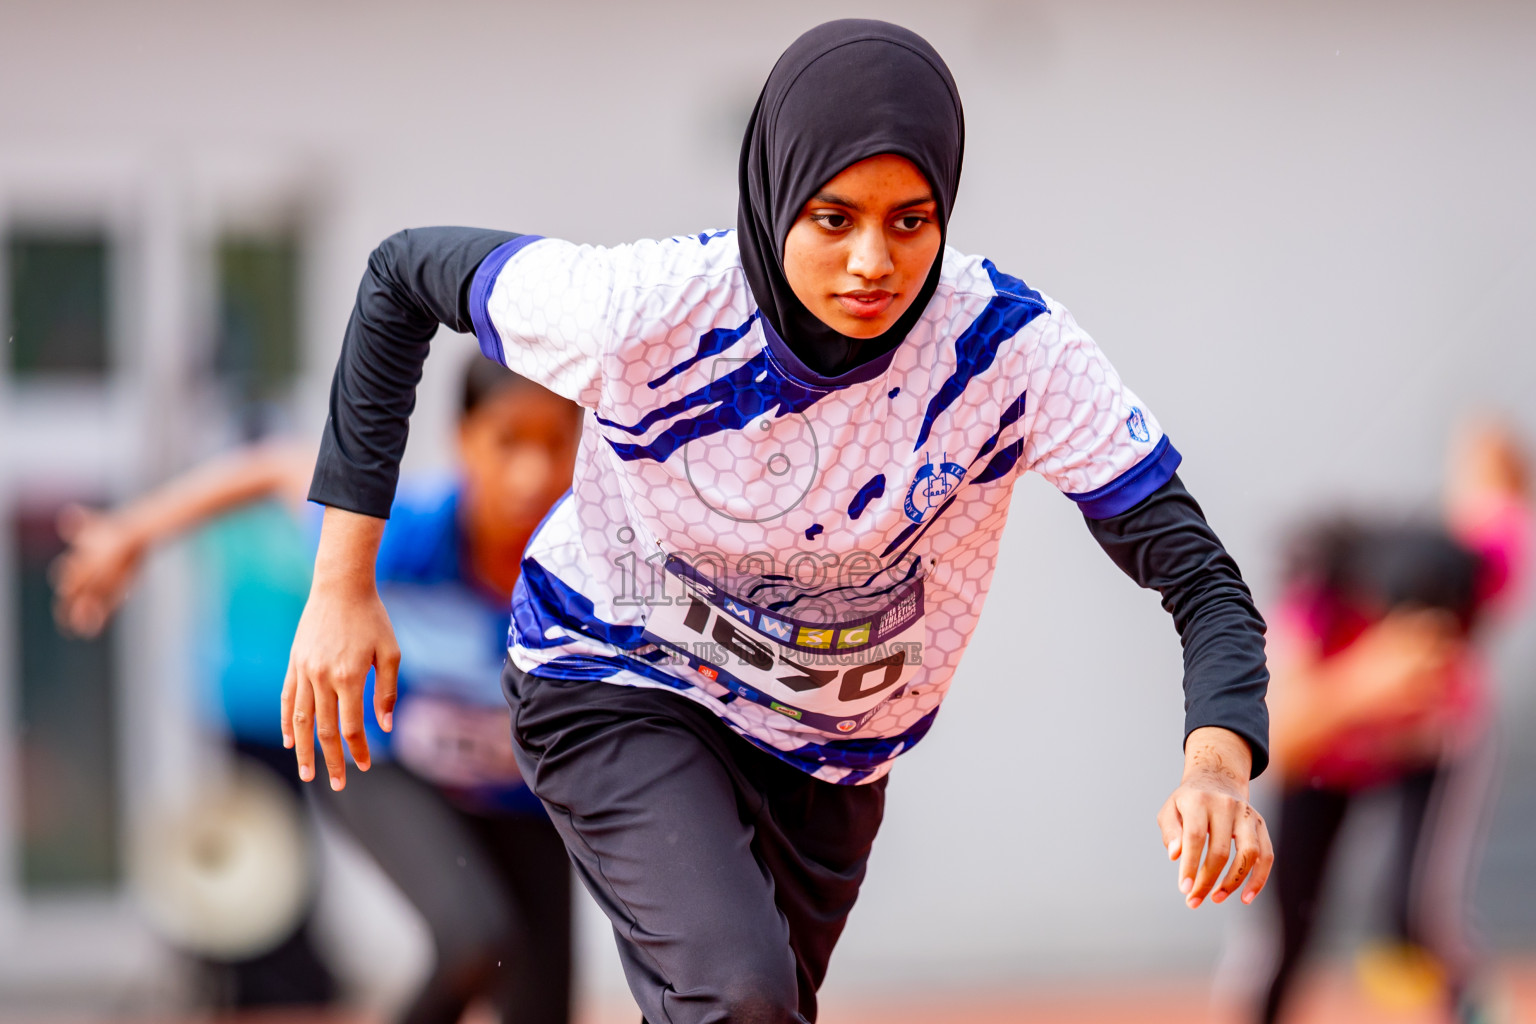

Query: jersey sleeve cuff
[
  {"left": 307, "top": 428, "right": 398, "bottom": 520},
  {"left": 469, "top": 234, "right": 544, "bottom": 365},
  {"left": 1066, "top": 436, "right": 1182, "bottom": 520}
]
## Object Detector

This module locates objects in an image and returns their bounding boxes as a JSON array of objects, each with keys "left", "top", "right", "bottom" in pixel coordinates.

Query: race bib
[
  {"left": 641, "top": 555, "right": 925, "bottom": 735},
  {"left": 392, "top": 694, "right": 524, "bottom": 789}
]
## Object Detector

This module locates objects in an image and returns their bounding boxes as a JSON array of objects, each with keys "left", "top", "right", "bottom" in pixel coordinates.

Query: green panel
[
  {"left": 6, "top": 234, "right": 111, "bottom": 376},
  {"left": 216, "top": 236, "right": 300, "bottom": 398},
  {"left": 13, "top": 507, "right": 120, "bottom": 893}
]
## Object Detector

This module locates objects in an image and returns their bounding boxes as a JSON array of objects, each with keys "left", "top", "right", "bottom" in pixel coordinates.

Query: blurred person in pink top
[{"left": 1257, "top": 423, "right": 1529, "bottom": 1024}]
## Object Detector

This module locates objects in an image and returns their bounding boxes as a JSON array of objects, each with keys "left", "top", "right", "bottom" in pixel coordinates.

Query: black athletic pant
[
  {"left": 1259, "top": 745, "right": 1497, "bottom": 1024},
  {"left": 503, "top": 661, "right": 887, "bottom": 1024},
  {"left": 314, "top": 760, "right": 573, "bottom": 1024}
]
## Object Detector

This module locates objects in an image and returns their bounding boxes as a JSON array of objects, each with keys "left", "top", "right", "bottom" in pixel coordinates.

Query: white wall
[{"left": 1, "top": 0, "right": 1533, "bottom": 1007}]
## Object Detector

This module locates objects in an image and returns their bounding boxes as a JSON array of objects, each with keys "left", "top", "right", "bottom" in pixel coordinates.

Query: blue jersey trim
[
  {"left": 597, "top": 349, "right": 830, "bottom": 464},
  {"left": 847, "top": 474, "right": 886, "bottom": 520},
  {"left": 510, "top": 556, "right": 648, "bottom": 651},
  {"left": 971, "top": 438, "right": 1027, "bottom": 485},
  {"left": 915, "top": 262, "right": 1047, "bottom": 451},
  {"left": 739, "top": 708, "right": 941, "bottom": 780},
  {"left": 648, "top": 312, "right": 759, "bottom": 390},
  {"left": 531, "top": 653, "right": 693, "bottom": 691},
  {"left": 968, "top": 389, "right": 1031, "bottom": 485},
  {"left": 469, "top": 235, "right": 545, "bottom": 365},
  {"left": 1067, "top": 436, "right": 1182, "bottom": 519},
  {"left": 760, "top": 315, "right": 898, "bottom": 388}
]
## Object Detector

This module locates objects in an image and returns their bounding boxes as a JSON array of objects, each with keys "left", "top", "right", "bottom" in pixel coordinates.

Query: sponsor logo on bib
[
  {"left": 837, "top": 623, "right": 871, "bottom": 647},
  {"left": 798, "top": 626, "right": 833, "bottom": 649}
]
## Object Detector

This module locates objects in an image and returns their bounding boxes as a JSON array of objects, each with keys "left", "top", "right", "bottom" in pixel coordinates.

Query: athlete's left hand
[{"left": 1156, "top": 726, "right": 1273, "bottom": 909}]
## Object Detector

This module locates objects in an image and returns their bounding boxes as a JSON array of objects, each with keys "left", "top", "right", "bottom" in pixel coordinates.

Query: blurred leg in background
[
  {"left": 313, "top": 761, "right": 571, "bottom": 1024},
  {"left": 1259, "top": 784, "right": 1350, "bottom": 1024}
]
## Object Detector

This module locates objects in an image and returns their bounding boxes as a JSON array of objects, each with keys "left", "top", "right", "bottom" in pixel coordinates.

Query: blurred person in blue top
[{"left": 52, "top": 357, "right": 582, "bottom": 1024}]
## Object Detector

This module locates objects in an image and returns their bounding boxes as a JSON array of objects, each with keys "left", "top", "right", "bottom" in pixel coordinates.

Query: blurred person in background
[
  {"left": 52, "top": 357, "right": 581, "bottom": 1024},
  {"left": 1256, "top": 423, "right": 1529, "bottom": 1024},
  {"left": 54, "top": 452, "right": 338, "bottom": 1010}
]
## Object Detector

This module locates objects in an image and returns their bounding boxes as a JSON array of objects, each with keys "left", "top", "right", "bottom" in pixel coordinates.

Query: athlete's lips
[{"left": 834, "top": 290, "right": 895, "bottom": 319}]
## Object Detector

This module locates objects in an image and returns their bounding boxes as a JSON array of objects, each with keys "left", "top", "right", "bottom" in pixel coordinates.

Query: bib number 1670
[{"left": 674, "top": 596, "right": 907, "bottom": 704}]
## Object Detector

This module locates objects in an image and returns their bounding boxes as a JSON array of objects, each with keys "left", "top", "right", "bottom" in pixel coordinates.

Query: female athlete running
[{"left": 285, "top": 20, "right": 1274, "bottom": 1023}]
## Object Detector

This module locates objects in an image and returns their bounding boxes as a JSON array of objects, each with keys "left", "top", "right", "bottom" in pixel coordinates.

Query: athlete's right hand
[
  {"left": 280, "top": 507, "right": 399, "bottom": 791},
  {"left": 50, "top": 504, "right": 146, "bottom": 638}
]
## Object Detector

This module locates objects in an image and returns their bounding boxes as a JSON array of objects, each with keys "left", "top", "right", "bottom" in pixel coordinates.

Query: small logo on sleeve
[{"left": 1127, "top": 407, "right": 1151, "bottom": 443}]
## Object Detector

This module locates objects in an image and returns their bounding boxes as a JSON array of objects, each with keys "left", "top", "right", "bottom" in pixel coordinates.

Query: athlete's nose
[{"left": 845, "top": 225, "right": 894, "bottom": 281}]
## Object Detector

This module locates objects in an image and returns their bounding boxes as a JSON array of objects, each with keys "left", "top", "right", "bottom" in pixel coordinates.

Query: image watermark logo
[{"left": 680, "top": 356, "right": 821, "bottom": 525}]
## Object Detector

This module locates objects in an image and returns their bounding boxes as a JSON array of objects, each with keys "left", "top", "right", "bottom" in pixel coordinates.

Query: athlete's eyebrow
[{"left": 810, "top": 192, "right": 936, "bottom": 213}]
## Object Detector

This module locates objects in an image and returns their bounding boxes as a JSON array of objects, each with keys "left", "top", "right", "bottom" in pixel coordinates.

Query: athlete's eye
[
  {"left": 893, "top": 213, "right": 931, "bottom": 233},
  {"left": 810, "top": 212, "right": 851, "bottom": 231}
]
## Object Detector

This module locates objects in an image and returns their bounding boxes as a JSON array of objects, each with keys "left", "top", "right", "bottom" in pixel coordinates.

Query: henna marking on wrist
[{"left": 1188, "top": 746, "right": 1243, "bottom": 786}]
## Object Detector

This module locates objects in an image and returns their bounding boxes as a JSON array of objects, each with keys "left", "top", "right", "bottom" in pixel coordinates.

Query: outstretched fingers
[
  {"left": 338, "top": 679, "right": 371, "bottom": 775},
  {"left": 1157, "top": 795, "right": 1183, "bottom": 862},
  {"left": 1240, "top": 808, "right": 1275, "bottom": 904},
  {"left": 292, "top": 671, "right": 317, "bottom": 783},
  {"left": 1158, "top": 787, "right": 1273, "bottom": 909},
  {"left": 374, "top": 642, "right": 399, "bottom": 734},
  {"left": 280, "top": 659, "right": 297, "bottom": 750},
  {"left": 311, "top": 672, "right": 347, "bottom": 791},
  {"left": 1191, "top": 802, "right": 1238, "bottom": 907},
  {"left": 1210, "top": 804, "right": 1262, "bottom": 904},
  {"left": 1176, "top": 802, "right": 1209, "bottom": 905}
]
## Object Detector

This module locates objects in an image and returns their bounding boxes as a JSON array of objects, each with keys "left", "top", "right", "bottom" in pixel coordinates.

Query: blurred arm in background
[
  {"left": 1268, "top": 608, "right": 1463, "bottom": 783},
  {"left": 50, "top": 442, "right": 313, "bottom": 638},
  {"left": 1445, "top": 420, "right": 1530, "bottom": 607}
]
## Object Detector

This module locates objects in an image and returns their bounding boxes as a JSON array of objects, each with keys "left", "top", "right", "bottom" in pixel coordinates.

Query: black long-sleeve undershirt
[
  {"left": 309, "top": 227, "right": 1269, "bottom": 776},
  {"left": 1083, "top": 475, "right": 1269, "bottom": 776},
  {"left": 310, "top": 227, "right": 519, "bottom": 518}
]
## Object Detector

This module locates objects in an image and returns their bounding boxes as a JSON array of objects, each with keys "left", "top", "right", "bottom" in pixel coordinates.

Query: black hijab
[{"left": 737, "top": 20, "right": 965, "bottom": 378}]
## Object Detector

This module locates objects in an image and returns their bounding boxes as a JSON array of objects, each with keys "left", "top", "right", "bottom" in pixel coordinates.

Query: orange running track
[{"left": 11, "top": 959, "right": 1536, "bottom": 1023}]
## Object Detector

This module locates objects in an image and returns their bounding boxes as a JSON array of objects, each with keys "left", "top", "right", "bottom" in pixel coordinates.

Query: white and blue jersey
[{"left": 469, "top": 231, "right": 1180, "bottom": 784}]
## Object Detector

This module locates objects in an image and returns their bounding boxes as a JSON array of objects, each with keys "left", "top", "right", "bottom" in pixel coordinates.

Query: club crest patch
[
  {"left": 905, "top": 452, "right": 966, "bottom": 524},
  {"left": 1127, "top": 407, "right": 1151, "bottom": 443}
]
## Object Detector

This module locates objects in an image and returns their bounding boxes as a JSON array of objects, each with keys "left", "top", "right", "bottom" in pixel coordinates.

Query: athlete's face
[
  {"left": 458, "top": 386, "right": 581, "bottom": 540},
  {"left": 782, "top": 154, "right": 942, "bottom": 340}
]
